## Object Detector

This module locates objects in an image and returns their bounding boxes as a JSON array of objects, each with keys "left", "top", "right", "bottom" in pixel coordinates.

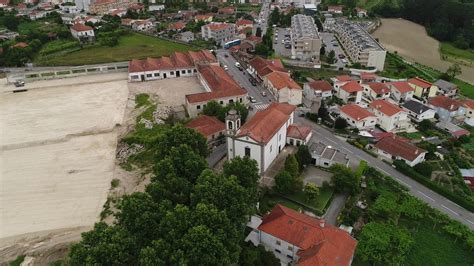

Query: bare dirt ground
[{"left": 373, "top": 18, "right": 474, "bottom": 84}]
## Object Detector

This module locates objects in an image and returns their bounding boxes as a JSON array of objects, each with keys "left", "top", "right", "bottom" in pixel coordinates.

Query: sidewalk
[{"left": 260, "top": 146, "right": 297, "bottom": 187}]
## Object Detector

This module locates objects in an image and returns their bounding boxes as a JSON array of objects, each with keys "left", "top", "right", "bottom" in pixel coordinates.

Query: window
[
  {"left": 276, "top": 240, "right": 281, "bottom": 246},
  {"left": 228, "top": 121, "right": 233, "bottom": 129},
  {"left": 197, "top": 105, "right": 201, "bottom": 110},
  {"left": 229, "top": 99, "right": 234, "bottom": 103},
  {"left": 131, "top": 75, "right": 139, "bottom": 79},
  {"left": 239, "top": 98, "right": 242, "bottom": 103},
  {"left": 245, "top": 147, "right": 251, "bottom": 157},
  {"left": 288, "top": 246, "right": 293, "bottom": 251},
  {"left": 146, "top": 74, "right": 152, "bottom": 77},
  {"left": 275, "top": 249, "right": 281, "bottom": 254},
  {"left": 154, "top": 73, "right": 160, "bottom": 77},
  {"left": 270, "top": 145, "right": 272, "bottom": 152},
  {"left": 279, "top": 134, "right": 281, "bottom": 140},
  {"left": 170, "top": 71, "right": 174, "bottom": 75},
  {"left": 220, "top": 101, "right": 224, "bottom": 105},
  {"left": 181, "top": 70, "right": 185, "bottom": 74},
  {"left": 187, "top": 69, "right": 192, "bottom": 73}
]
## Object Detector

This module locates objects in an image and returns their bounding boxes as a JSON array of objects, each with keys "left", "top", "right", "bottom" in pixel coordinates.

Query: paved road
[
  {"left": 294, "top": 112, "right": 474, "bottom": 229},
  {"left": 324, "top": 193, "right": 349, "bottom": 225},
  {"left": 273, "top": 27, "right": 291, "bottom": 58},
  {"left": 215, "top": 50, "right": 275, "bottom": 112},
  {"left": 320, "top": 32, "right": 347, "bottom": 69},
  {"left": 253, "top": 0, "right": 271, "bottom": 36},
  {"left": 207, "top": 144, "right": 227, "bottom": 168}
]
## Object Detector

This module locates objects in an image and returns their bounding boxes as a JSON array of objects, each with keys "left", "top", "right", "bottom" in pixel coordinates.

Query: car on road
[
  {"left": 338, "top": 54, "right": 345, "bottom": 59},
  {"left": 14, "top": 80, "right": 25, "bottom": 87},
  {"left": 224, "top": 65, "right": 229, "bottom": 71},
  {"left": 249, "top": 78, "right": 257, "bottom": 86},
  {"left": 261, "top": 91, "right": 267, "bottom": 96},
  {"left": 224, "top": 54, "right": 229, "bottom": 57},
  {"left": 249, "top": 96, "right": 257, "bottom": 103},
  {"left": 342, "top": 59, "right": 348, "bottom": 64}
]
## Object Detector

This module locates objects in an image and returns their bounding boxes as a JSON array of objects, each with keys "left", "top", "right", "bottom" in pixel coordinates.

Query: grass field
[
  {"left": 35, "top": 33, "right": 192, "bottom": 66},
  {"left": 18, "top": 20, "right": 65, "bottom": 35},
  {"left": 440, "top": 42, "right": 474, "bottom": 65}
]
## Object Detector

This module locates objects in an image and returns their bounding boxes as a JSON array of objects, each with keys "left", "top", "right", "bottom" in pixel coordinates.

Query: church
[{"left": 226, "top": 103, "right": 312, "bottom": 174}]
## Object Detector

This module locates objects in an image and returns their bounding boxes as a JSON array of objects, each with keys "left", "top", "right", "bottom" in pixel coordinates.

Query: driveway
[
  {"left": 294, "top": 113, "right": 474, "bottom": 229},
  {"left": 302, "top": 166, "right": 332, "bottom": 186},
  {"left": 324, "top": 193, "right": 349, "bottom": 225}
]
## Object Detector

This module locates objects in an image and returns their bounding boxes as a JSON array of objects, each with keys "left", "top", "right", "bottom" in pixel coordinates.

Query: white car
[
  {"left": 224, "top": 65, "right": 229, "bottom": 71},
  {"left": 235, "top": 62, "right": 241, "bottom": 68}
]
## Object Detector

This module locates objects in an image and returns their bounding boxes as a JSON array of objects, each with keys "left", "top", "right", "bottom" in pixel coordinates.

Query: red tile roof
[
  {"left": 408, "top": 77, "right": 432, "bottom": 88},
  {"left": 375, "top": 136, "right": 426, "bottom": 161},
  {"left": 186, "top": 115, "right": 225, "bottom": 137},
  {"left": 287, "top": 124, "right": 311, "bottom": 140},
  {"left": 428, "top": 95, "right": 462, "bottom": 111},
  {"left": 265, "top": 72, "right": 301, "bottom": 90},
  {"left": 341, "top": 81, "right": 362, "bottom": 93},
  {"left": 367, "top": 82, "right": 390, "bottom": 95},
  {"left": 328, "top": 5, "right": 344, "bottom": 11},
  {"left": 307, "top": 80, "right": 332, "bottom": 92},
  {"left": 340, "top": 104, "right": 375, "bottom": 121},
  {"left": 245, "top": 35, "right": 262, "bottom": 44},
  {"left": 360, "top": 72, "right": 376, "bottom": 80},
  {"left": 236, "top": 19, "right": 253, "bottom": 26},
  {"left": 388, "top": 81, "right": 414, "bottom": 93},
  {"left": 71, "top": 23, "right": 93, "bottom": 32},
  {"left": 195, "top": 14, "right": 212, "bottom": 20},
  {"left": 128, "top": 50, "right": 216, "bottom": 73},
  {"left": 237, "top": 103, "right": 296, "bottom": 143},
  {"left": 12, "top": 42, "right": 28, "bottom": 48},
  {"left": 187, "top": 50, "right": 217, "bottom": 64},
  {"left": 218, "top": 7, "right": 235, "bottom": 14},
  {"left": 186, "top": 65, "right": 246, "bottom": 103},
  {"left": 369, "top": 99, "right": 404, "bottom": 116},
  {"left": 259, "top": 205, "right": 357, "bottom": 266},
  {"left": 206, "top": 22, "right": 232, "bottom": 31},
  {"left": 248, "top": 56, "right": 287, "bottom": 77},
  {"left": 0, "top": 0, "right": 10, "bottom": 6},
  {"left": 462, "top": 99, "right": 474, "bottom": 109},
  {"left": 335, "top": 75, "right": 352, "bottom": 82},
  {"left": 169, "top": 21, "right": 186, "bottom": 31}
]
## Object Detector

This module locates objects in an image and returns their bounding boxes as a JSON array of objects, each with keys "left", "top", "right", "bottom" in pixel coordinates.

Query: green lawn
[
  {"left": 38, "top": 39, "right": 80, "bottom": 56},
  {"left": 286, "top": 186, "right": 334, "bottom": 213},
  {"left": 440, "top": 42, "right": 474, "bottom": 65},
  {"left": 402, "top": 219, "right": 474, "bottom": 266},
  {"left": 9, "top": 256, "right": 25, "bottom": 266},
  {"left": 35, "top": 33, "right": 192, "bottom": 66},
  {"left": 397, "top": 131, "right": 424, "bottom": 140},
  {"left": 18, "top": 20, "right": 65, "bottom": 35}
]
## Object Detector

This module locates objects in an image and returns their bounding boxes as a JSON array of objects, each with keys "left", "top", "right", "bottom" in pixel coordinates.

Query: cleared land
[
  {"left": 35, "top": 33, "right": 192, "bottom": 66},
  {"left": 440, "top": 42, "right": 474, "bottom": 66},
  {"left": 373, "top": 18, "right": 474, "bottom": 84},
  {"left": 0, "top": 74, "right": 128, "bottom": 243}
]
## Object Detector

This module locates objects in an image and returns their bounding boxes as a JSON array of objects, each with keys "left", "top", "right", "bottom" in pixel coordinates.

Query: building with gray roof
[
  {"left": 291, "top": 14, "right": 322, "bottom": 61},
  {"left": 310, "top": 142, "right": 350, "bottom": 168}
]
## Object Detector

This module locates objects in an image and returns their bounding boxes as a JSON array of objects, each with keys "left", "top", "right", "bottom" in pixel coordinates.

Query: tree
[
  {"left": 202, "top": 100, "right": 222, "bottom": 118},
  {"left": 320, "top": 45, "right": 326, "bottom": 56},
  {"left": 414, "top": 162, "right": 433, "bottom": 177},
  {"left": 274, "top": 170, "right": 294, "bottom": 194},
  {"left": 327, "top": 50, "right": 336, "bottom": 64},
  {"left": 156, "top": 125, "right": 209, "bottom": 158},
  {"left": 356, "top": 222, "right": 413, "bottom": 265},
  {"left": 443, "top": 221, "right": 469, "bottom": 243},
  {"left": 223, "top": 156, "right": 260, "bottom": 202},
  {"left": 255, "top": 27, "right": 262, "bottom": 37},
  {"left": 399, "top": 195, "right": 426, "bottom": 220},
  {"left": 296, "top": 145, "right": 312, "bottom": 170},
  {"left": 329, "top": 164, "right": 360, "bottom": 195},
  {"left": 317, "top": 105, "right": 329, "bottom": 121},
  {"left": 255, "top": 43, "right": 270, "bottom": 56},
  {"left": 446, "top": 63, "right": 462, "bottom": 79},
  {"left": 269, "top": 8, "right": 280, "bottom": 26},
  {"left": 304, "top": 183, "right": 319, "bottom": 202},
  {"left": 371, "top": 192, "right": 400, "bottom": 222},
  {"left": 418, "top": 119, "right": 434, "bottom": 131},
  {"left": 284, "top": 154, "right": 300, "bottom": 178},
  {"left": 334, "top": 117, "right": 348, "bottom": 130}
]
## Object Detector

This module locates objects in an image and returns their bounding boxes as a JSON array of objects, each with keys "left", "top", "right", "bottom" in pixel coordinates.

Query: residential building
[
  {"left": 362, "top": 82, "right": 390, "bottom": 101},
  {"left": 462, "top": 99, "right": 474, "bottom": 126},
  {"left": 0, "top": 0, "right": 10, "bottom": 8},
  {"left": 434, "top": 79, "right": 458, "bottom": 98},
  {"left": 75, "top": 0, "right": 91, "bottom": 11},
  {"left": 109, "top": 8, "right": 127, "bottom": 17},
  {"left": 286, "top": 124, "right": 312, "bottom": 146},
  {"left": 369, "top": 99, "right": 410, "bottom": 132},
  {"left": 333, "top": 20, "right": 386, "bottom": 71},
  {"left": 303, "top": 80, "right": 333, "bottom": 101},
  {"left": 132, "top": 20, "right": 154, "bottom": 31},
  {"left": 290, "top": 14, "right": 321, "bottom": 61},
  {"left": 89, "top": 0, "right": 135, "bottom": 15},
  {"left": 428, "top": 95, "right": 464, "bottom": 121},
  {"left": 218, "top": 6, "right": 235, "bottom": 15},
  {"left": 374, "top": 136, "right": 427, "bottom": 166},
  {"left": 388, "top": 81, "right": 414, "bottom": 103},
  {"left": 186, "top": 64, "right": 248, "bottom": 117},
  {"left": 402, "top": 100, "right": 436, "bottom": 122},
  {"left": 310, "top": 142, "right": 350, "bottom": 168},
  {"left": 168, "top": 21, "right": 186, "bottom": 32},
  {"left": 327, "top": 5, "right": 343, "bottom": 14},
  {"left": 278, "top": 0, "right": 320, "bottom": 9},
  {"left": 236, "top": 19, "right": 253, "bottom": 30},
  {"left": 355, "top": 7, "right": 367, "bottom": 17},
  {"left": 360, "top": 72, "right": 377, "bottom": 83},
  {"left": 246, "top": 205, "right": 357, "bottom": 265},
  {"left": 186, "top": 115, "right": 226, "bottom": 147},
  {"left": 408, "top": 77, "right": 438, "bottom": 99},
  {"left": 334, "top": 80, "right": 363, "bottom": 104},
  {"left": 460, "top": 169, "right": 474, "bottom": 191},
  {"left": 226, "top": 103, "right": 296, "bottom": 174},
  {"left": 263, "top": 72, "right": 302, "bottom": 105},
  {"left": 148, "top": 4, "right": 165, "bottom": 11},
  {"left": 194, "top": 14, "right": 213, "bottom": 23},
  {"left": 201, "top": 22, "right": 237, "bottom": 45},
  {"left": 436, "top": 121, "right": 470, "bottom": 138},
  {"left": 247, "top": 56, "right": 287, "bottom": 82},
  {"left": 339, "top": 104, "right": 377, "bottom": 130},
  {"left": 70, "top": 23, "right": 94, "bottom": 41},
  {"left": 177, "top": 31, "right": 195, "bottom": 43}
]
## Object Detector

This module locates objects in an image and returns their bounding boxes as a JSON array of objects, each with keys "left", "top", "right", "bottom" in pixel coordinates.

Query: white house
[
  {"left": 462, "top": 99, "right": 474, "bottom": 126},
  {"left": 428, "top": 95, "right": 465, "bottom": 121},
  {"left": 286, "top": 124, "right": 312, "bottom": 146},
  {"left": 369, "top": 99, "right": 410, "bottom": 132},
  {"left": 303, "top": 80, "right": 333, "bottom": 101},
  {"left": 402, "top": 100, "right": 436, "bottom": 122},
  {"left": 362, "top": 82, "right": 390, "bottom": 101},
  {"left": 201, "top": 22, "right": 237, "bottom": 45},
  {"left": 132, "top": 20, "right": 154, "bottom": 31},
  {"left": 245, "top": 205, "right": 357, "bottom": 265},
  {"left": 388, "top": 81, "right": 414, "bottom": 103},
  {"left": 339, "top": 104, "right": 377, "bottom": 130},
  {"left": 334, "top": 80, "right": 363, "bottom": 104},
  {"left": 375, "top": 136, "right": 427, "bottom": 166},
  {"left": 226, "top": 103, "right": 296, "bottom": 174},
  {"left": 328, "top": 5, "right": 344, "bottom": 14},
  {"left": 263, "top": 71, "right": 302, "bottom": 105},
  {"left": 310, "top": 142, "right": 350, "bottom": 168},
  {"left": 70, "top": 23, "right": 94, "bottom": 41}
]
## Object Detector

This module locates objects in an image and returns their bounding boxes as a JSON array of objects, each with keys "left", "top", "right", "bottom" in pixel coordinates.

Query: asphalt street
[
  {"left": 273, "top": 27, "right": 292, "bottom": 58},
  {"left": 215, "top": 50, "right": 275, "bottom": 111},
  {"left": 320, "top": 32, "right": 347, "bottom": 69},
  {"left": 294, "top": 112, "right": 474, "bottom": 229},
  {"left": 253, "top": 0, "right": 271, "bottom": 36}
]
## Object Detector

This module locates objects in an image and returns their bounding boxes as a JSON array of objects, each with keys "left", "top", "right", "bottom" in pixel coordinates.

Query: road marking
[
  {"left": 253, "top": 103, "right": 270, "bottom": 110},
  {"left": 326, "top": 138, "right": 337, "bottom": 144},
  {"left": 342, "top": 147, "right": 353, "bottom": 154},
  {"left": 417, "top": 191, "right": 435, "bottom": 202},
  {"left": 441, "top": 204, "right": 460, "bottom": 216},
  {"left": 467, "top": 220, "right": 474, "bottom": 225},
  {"left": 377, "top": 167, "right": 413, "bottom": 188}
]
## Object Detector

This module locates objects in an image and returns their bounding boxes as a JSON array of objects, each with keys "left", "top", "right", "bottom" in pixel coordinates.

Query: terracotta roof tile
[
  {"left": 186, "top": 115, "right": 225, "bottom": 137},
  {"left": 195, "top": 14, "right": 212, "bottom": 20},
  {"left": 169, "top": 21, "right": 186, "bottom": 30},
  {"left": 408, "top": 77, "right": 432, "bottom": 88},
  {"left": 367, "top": 82, "right": 390, "bottom": 95},
  {"left": 236, "top": 19, "right": 253, "bottom": 26},
  {"left": 388, "top": 81, "right": 414, "bottom": 93},
  {"left": 71, "top": 23, "right": 93, "bottom": 32},
  {"left": 428, "top": 95, "right": 462, "bottom": 111},
  {"left": 128, "top": 50, "right": 216, "bottom": 73},
  {"left": 341, "top": 81, "right": 362, "bottom": 93},
  {"left": 287, "top": 124, "right": 311, "bottom": 139},
  {"left": 265, "top": 72, "right": 301, "bottom": 90},
  {"left": 237, "top": 103, "right": 296, "bottom": 143},
  {"left": 369, "top": 99, "right": 404, "bottom": 116},
  {"left": 206, "top": 22, "right": 232, "bottom": 31},
  {"left": 340, "top": 104, "right": 375, "bottom": 121},
  {"left": 360, "top": 72, "right": 376, "bottom": 80},
  {"left": 307, "top": 80, "right": 332, "bottom": 92},
  {"left": 259, "top": 205, "right": 357, "bottom": 266},
  {"left": 375, "top": 136, "right": 426, "bottom": 161},
  {"left": 248, "top": 56, "right": 287, "bottom": 77},
  {"left": 462, "top": 99, "right": 474, "bottom": 109},
  {"left": 335, "top": 75, "right": 352, "bottom": 82}
]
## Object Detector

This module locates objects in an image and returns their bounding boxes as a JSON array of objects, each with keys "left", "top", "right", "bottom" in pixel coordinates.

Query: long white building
[
  {"left": 333, "top": 20, "right": 386, "bottom": 71},
  {"left": 291, "top": 14, "right": 321, "bottom": 61}
]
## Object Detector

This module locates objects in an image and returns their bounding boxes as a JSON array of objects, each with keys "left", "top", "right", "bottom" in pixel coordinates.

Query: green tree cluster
[
  {"left": 275, "top": 155, "right": 303, "bottom": 194},
  {"left": 202, "top": 100, "right": 249, "bottom": 123},
  {"left": 329, "top": 164, "right": 360, "bottom": 195},
  {"left": 69, "top": 125, "right": 260, "bottom": 265}
]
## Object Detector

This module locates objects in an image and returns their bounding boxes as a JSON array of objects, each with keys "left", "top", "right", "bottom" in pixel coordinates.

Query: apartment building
[
  {"left": 333, "top": 20, "right": 386, "bottom": 71},
  {"left": 290, "top": 14, "right": 322, "bottom": 61},
  {"left": 201, "top": 22, "right": 237, "bottom": 45}
]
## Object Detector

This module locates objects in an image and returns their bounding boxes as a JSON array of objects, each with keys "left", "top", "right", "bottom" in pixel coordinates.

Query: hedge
[{"left": 393, "top": 160, "right": 474, "bottom": 212}]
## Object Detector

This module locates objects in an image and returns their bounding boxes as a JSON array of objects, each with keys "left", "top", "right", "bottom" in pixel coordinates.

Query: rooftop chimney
[{"left": 320, "top": 220, "right": 325, "bottom": 228}]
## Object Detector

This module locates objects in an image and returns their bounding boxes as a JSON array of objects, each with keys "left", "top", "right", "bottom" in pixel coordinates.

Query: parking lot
[
  {"left": 273, "top": 27, "right": 292, "bottom": 57},
  {"left": 320, "top": 32, "right": 348, "bottom": 69}
]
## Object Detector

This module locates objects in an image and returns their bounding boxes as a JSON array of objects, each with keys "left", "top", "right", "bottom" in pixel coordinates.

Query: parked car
[
  {"left": 224, "top": 65, "right": 229, "bottom": 71},
  {"left": 262, "top": 91, "right": 267, "bottom": 96},
  {"left": 249, "top": 78, "right": 257, "bottom": 86},
  {"left": 249, "top": 96, "right": 257, "bottom": 103},
  {"left": 14, "top": 80, "right": 25, "bottom": 87},
  {"left": 224, "top": 53, "right": 229, "bottom": 57},
  {"left": 338, "top": 54, "right": 345, "bottom": 59}
]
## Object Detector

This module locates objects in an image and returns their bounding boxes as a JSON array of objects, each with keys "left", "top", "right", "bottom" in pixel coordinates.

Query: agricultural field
[
  {"left": 440, "top": 42, "right": 474, "bottom": 66},
  {"left": 35, "top": 33, "right": 192, "bottom": 66}
]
